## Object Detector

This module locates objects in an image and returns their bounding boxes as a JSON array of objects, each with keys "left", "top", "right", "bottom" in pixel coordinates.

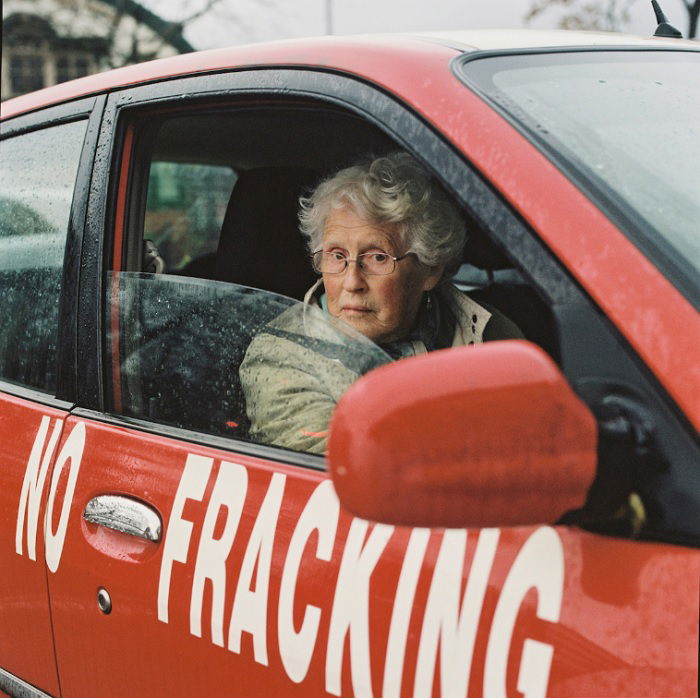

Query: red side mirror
[{"left": 328, "top": 340, "right": 597, "bottom": 528}]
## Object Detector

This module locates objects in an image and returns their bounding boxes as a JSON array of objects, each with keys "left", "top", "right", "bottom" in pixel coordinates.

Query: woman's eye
[
  {"left": 330, "top": 252, "right": 346, "bottom": 261},
  {"left": 371, "top": 254, "right": 389, "bottom": 263}
]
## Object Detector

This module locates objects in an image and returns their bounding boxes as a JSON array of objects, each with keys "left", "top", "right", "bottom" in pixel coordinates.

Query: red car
[{"left": 1, "top": 28, "right": 698, "bottom": 698}]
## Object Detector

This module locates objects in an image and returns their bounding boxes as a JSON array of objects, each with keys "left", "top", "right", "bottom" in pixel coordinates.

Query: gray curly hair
[{"left": 299, "top": 152, "right": 466, "bottom": 276}]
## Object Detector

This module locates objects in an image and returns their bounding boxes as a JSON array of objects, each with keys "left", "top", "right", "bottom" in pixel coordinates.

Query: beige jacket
[{"left": 239, "top": 281, "right": 508, "bottom": 454}]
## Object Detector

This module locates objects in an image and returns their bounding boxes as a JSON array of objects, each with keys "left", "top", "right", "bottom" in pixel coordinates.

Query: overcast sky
[{"left": 141, "top": 0, "right": 692, "bottom": 50}]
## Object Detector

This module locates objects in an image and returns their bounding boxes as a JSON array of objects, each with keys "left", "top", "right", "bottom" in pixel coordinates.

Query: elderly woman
[{"left": 239, "top": 151, "right": 521, "bottom": 453}]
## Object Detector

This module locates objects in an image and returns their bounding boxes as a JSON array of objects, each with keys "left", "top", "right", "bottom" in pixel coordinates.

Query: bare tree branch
[
  {"left": 142, "top": 0, "right": 226, "bottom": 62},
  {"left": 48, "top": 0, "right": 230, "bottom": 69},
  {"left": 525, "top": 0, "right": 699, "bottom": 36},
  {"left": 180, "top": 0, "right": 225, "bottom": 24}
]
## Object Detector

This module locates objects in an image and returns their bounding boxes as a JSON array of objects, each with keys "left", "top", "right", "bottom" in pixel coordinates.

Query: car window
[
  {"left": 144, "top": 161, "right": 236, "bottom": 273},
  {"left": 105, "top": 104, "right": 548, "bottom": 455},
  {"left": 0, "top": 119, "right": 87, "bottom": 392},
  {"left": 105, "top": 272, "right": 389, "bottom": 451},
  {"left": 456, "top": 50, "right": 700, "bottom": 302}
]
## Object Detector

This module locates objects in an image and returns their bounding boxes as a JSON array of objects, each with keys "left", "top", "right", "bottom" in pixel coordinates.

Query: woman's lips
[{"left": 341, "top": 305, "right": 371, "bottom": 315}]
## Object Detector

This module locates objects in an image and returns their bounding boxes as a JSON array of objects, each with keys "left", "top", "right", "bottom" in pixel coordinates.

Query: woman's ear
[{"left": 421, "top": 265, "right": 445, "bottom": 292}]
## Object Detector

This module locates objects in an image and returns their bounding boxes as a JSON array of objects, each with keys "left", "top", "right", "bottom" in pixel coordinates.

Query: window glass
[
  {"left": 10, "top": 55, "right": 44, "bottom": 94},
  {"left": 0, "top": 119, "right": 87, "bottom": 391},
  {"left": 457, "top": 51, "right": 700, "bottom": 297},
  {"left": 56, "top": 56, "right": 70, "bottom": 84},
  {"left": 74, "top": 57, "right": 89, "bottom": 78},
  {"left": 144, "top": 162, "right": 236, "bottom": 272},
  {"left": 105, "top": 272, "right": 388, "bottom": 451},
  {"left": 56, "top": 55, "right": 92, "bottom": 84}
]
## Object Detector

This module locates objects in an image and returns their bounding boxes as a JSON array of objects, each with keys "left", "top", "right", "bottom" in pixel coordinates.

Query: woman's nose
[{"left": 341, "top": 260, "right": 368, "bottom": 290}]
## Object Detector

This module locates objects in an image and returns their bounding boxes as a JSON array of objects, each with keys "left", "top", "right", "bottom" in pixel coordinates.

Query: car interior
[{"left": 112, "top": 100, "right": 557, "bottom": 444}]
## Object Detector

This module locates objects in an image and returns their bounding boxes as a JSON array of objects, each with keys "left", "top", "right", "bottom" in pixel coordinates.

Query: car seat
[
  {"left": 137, "top": 166, "right": 320, "bottom": 440},
  {"left": 212, "top": 166, "right": 319, "bottom": 299}
]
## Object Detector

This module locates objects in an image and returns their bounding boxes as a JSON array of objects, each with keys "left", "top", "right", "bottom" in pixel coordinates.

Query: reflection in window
[
  {"left": 105, "top": 273, "right": 296, "bottom": 437},
  {"left": 105, "top": 273, "right": 388, "bottom": 452},
  {"left": 0, "top": 120, "right": 88, "bottom": 391},
  {"left": 144, "top": 162, "right": 236, "bottom": 272}
]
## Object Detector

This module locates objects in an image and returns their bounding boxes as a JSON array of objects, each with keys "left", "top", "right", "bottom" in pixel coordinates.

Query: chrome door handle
[{"left": 83, "top": 495, "right": 162, "bottom": 543}]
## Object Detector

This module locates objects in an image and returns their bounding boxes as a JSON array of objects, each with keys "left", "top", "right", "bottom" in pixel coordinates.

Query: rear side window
[
  {"left": 144, "top": 161, "right": 236, "bottom": 273},
  {"left": 0, "top": 119, "right": 87, "bottom": 392}
]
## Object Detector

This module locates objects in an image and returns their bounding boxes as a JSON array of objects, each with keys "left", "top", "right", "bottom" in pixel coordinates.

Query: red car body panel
[
  {"left": 33, "top": 416, "right": 699, "bottom": 697},
  {"left": 0, "top": 395, "right": 65, "bottom": 696},
  {"left": 425, "top": 83, "right": 700, "bottom": 429}
]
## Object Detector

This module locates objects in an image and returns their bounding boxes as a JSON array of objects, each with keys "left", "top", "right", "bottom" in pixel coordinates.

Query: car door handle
[{"left": 83, "top": 495, "right": 162, "bottom": 543}]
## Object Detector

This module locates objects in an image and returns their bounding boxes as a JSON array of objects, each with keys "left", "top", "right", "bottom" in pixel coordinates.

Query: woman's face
[{"left": 321, "top": 207, "right": 443, "bottom": 343}]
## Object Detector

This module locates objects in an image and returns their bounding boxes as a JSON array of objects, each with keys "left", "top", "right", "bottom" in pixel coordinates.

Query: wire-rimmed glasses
[{"left": 311, "top": 250, "right": 411, "bottom": 275}]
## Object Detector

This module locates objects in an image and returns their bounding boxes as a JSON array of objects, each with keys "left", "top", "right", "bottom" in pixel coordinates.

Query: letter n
[{"left": 15, "top": 416, "right": 63, "bottom": 559}]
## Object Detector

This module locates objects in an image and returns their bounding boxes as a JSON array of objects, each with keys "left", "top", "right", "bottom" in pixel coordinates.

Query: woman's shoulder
[
  {"left": 478, "top": 301, "right": 525, "bottom": 341},
  {"left": 442, "top": 283, "right": 524, "bottom": 342}
]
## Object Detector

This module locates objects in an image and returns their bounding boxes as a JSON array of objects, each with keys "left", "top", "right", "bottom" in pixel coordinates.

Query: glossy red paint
[
  {"left": 47, "top": 416, "right": 330, "bottom": 697},
  {"left": 328, "top": 341, "right": 597, "bottom": 528},
  {"left": 0, "top": 393, "right": 64, "bottom": 696},
  {"left": 41, "top": 417, "right": 698, "bottom": 697}
]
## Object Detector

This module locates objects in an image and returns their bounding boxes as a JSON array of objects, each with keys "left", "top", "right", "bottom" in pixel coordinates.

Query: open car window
[{"left": 105, "top": 99, "right": 557, "bottom": 455}]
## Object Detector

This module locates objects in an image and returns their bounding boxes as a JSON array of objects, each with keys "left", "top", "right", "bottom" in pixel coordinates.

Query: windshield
[{"left": 456, "top": 50, "right": 700, "bottom": 302}]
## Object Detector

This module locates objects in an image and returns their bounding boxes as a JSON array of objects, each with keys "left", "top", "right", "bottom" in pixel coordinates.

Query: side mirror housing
[{"left": 328, "top": 341, "right": 597, "bottom": 528}]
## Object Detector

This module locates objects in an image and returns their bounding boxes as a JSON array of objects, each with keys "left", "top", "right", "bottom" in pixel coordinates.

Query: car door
[
  {"left": 0, "top": 99, "right": 102, "bottom": 697},
  {"left": 43, "top": 62, "right": 698, "bottom": 698}
]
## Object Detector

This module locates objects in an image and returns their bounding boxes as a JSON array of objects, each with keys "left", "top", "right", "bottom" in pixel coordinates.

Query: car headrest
[{"left": 213, "top": 166, "right": 319, "bottom": 300}]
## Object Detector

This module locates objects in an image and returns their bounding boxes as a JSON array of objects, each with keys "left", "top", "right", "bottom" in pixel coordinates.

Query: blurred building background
[
  {"left": 2, "top": 0, "right": 696, "bottom": 101},
  {"left": 2, "top": 0, "right": 193, "bottom": 100}
]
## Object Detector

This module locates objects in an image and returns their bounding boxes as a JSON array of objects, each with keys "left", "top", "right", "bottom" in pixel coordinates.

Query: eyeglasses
[{"left": 311, "top": 250, "right": 411, "bottom": 276}]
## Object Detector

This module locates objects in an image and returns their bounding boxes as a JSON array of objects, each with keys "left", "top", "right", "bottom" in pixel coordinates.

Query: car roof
[
  {"left": 2, "top": 29, "right": 697, "bottom": 121},
  {"left": 403, "top": 28, "right": 700, "bottom": 51}
]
